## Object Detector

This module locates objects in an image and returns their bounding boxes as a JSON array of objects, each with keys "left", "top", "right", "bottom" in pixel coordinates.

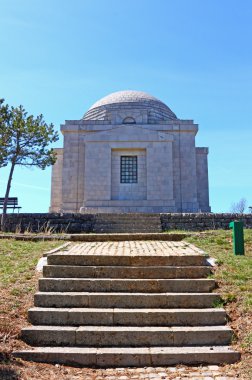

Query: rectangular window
[{"left": 120, "top": 156, "right": 137, "bottom": 183}]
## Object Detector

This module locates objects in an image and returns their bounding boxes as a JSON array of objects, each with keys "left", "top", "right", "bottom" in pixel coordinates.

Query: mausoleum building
[{"left": 50, "top": 90, "right": 210, "bottom": 213}]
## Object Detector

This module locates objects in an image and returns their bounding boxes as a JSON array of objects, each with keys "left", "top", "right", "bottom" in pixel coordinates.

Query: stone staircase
[
  {"left": 14, "top": 241, "right": 240, "bottom": 367},
  {"left": 93, "top": 213, "right": 162, "bottom": 233}
]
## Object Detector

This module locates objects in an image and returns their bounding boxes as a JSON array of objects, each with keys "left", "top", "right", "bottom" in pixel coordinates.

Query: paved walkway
[
  {"left": 65, "top": 365, "right": 238, "bottom": 379},
  {"left": 62, "top": 241, "right": 205, "bottom": 256}
]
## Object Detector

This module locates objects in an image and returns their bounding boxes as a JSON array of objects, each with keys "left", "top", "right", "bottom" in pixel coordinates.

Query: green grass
[
  {"left": 185, "top": 229, "right": 252, "bottom": 312},
  {"left": 0, "top": 239, "right": 60, "bottom": 288},
  {"left": 185, "top": 229, "right": 252, "bottom": 368}
]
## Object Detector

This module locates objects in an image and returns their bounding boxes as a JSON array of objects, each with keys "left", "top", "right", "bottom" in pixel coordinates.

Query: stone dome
[{"left": 82, "top": 90, "right": 177, "bottom": 122}]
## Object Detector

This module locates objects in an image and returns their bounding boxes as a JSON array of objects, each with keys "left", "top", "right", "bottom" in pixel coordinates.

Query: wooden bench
[{"left": 0, "top": 197, "right": 22, "bottom": 213}]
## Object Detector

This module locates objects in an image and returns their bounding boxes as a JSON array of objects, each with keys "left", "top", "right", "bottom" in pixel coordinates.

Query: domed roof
[{"left": 82, "top": 90, "right": 177, "bottom": 122}]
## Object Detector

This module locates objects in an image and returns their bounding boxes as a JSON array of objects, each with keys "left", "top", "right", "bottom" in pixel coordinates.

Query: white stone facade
[{"left": 50, "top": 90, "right": 210, "bottom": 213}]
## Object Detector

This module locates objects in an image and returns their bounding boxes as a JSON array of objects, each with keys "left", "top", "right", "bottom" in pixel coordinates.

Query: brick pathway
[
  {"left": 64, "top": 241, "right": 205, "bottom": 256},
  {"left": 62, "top": 365, "right": 238, "bottom": 379}
]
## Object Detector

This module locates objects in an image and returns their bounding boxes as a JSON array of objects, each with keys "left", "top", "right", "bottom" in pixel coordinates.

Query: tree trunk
[{"left": 1, "top": 159, "right": 16, "bottom": 231}]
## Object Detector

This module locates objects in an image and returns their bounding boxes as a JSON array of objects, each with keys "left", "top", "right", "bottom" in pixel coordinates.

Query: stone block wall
[
  {"left": 160, "top": 213, "right": 252, "bottom": 231},
  {"left": 1, "top": 213, "right": 252, "bottom": 233},
  {"left": 2, "top": 213, "right": 95, "bottom": 234}
]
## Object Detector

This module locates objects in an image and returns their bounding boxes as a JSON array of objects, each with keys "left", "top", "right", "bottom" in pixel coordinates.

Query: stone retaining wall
[
  {"left": 1, "top": 213, "right": 252, "bottom": 233},
  {"left": 2, "top": 213, "right": 96, "bottom": 233},
  {"left": 160, "top": 213, "right": 252, "bottom": 231}
]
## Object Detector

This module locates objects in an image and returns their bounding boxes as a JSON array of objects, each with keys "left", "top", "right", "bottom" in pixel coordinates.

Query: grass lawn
[
  {"left": 0, "top": 239, "right": 61, "bottom": 379},
  {"left": 0, "top": 232, "right": 251, "bottom": 379},
  {"left": 185, "top": 229, "right": 252, "bottom": 379}
]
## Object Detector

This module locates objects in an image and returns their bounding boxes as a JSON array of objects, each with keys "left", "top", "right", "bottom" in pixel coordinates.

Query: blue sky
[{"left": 0, "top": 0, "right": 251, "bottom": 213}]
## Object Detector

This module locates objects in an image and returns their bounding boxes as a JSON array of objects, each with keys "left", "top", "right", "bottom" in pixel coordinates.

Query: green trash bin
[{"left": 229, "top": 221, "right": 245, "bottom": 255}]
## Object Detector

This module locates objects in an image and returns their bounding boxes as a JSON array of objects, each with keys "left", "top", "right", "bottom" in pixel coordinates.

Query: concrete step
[
  {"left": 94, "top": 215, "right": 161, "bottom": 220},
  {"left": 94, "top": 223, "right": 162, "bottom": 227},
  {"left": 68, "top": 233, "right": 187, "bottom": 242},
  {"left": 94, "top": 226, "right": 161, "bottom": 229},
  {"left": 22, "top": 326, "right": 233, "bottom": 347},
  {"left": 94, "top": 217, "right": 161, "bottom": 221},
  {"left": 94, "top": 224, "right": 161, "bottom": 227},
  {"left": 94, "top": 220, "right": 161, "bottom": 224},
  {"left": 95, "top": 215, "right": 161, "bottom": 218},
  {"left": 34, "top": 292, "right": 220, "bottom": 308},
  {"left": 93, "top": 222, "right": 162, "bottom": 233},
  {"left": 94, "top": 225, "right": 160, "bottom": 227},
  {"left": 47, "top": 254, "right": 209, "bottom": 267},
  {"left": 28, "top": 307, "right": 227, "bottom": 326},
  {"left": 13, "top": 346, "right": 240, "bottom": 366},
  {"left": 95, "top": 228, "right": 162, "bottom": 230},
  {"left": 94, "top": 230, "right": 162, "bottom": 233},
  {"left": 43, "top": 265, "right": 212, "bottom": 279},
  {"left": 94, "top": 224, "right": 161, "bottom": 229},
  {"left": 95, "top": 223, "right": 161, "bottom": 226},
  {"left": 94, "top": 223, "right": 160, "bottom": 226},
  {"left": 94, "top": 228, "right": 162, "bottom": 232},
  {"left": 39, "top": 278, "right": 216, "bottom": 293},
  {"left": 94, "top": 220, "right": 161, "bottom": 223},
  {"left": 94, "top": 221, "right": 161, "bottom": 224}
]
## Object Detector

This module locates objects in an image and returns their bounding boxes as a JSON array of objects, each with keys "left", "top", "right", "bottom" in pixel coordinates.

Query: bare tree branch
[{"left": 230, "top": 198, "right": 247, "bottom": 213}]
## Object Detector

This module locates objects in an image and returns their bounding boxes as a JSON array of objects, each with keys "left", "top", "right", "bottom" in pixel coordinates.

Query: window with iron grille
[{"left": 120, "top": 156, "right": 137, "bottom": 183}]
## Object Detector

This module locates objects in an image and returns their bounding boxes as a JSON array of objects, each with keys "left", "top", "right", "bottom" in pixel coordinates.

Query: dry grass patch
[
  {"left": 0, "top": 239, "right": 61, "bottom": 378},
  {"left": 185, "top": 229, "right": 252, "bottom": 379}
]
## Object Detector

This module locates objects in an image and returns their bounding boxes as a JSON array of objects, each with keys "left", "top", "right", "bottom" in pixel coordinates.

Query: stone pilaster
[
  {"left": 49, "top": 148, "right": 63, "bottom": 212},
  {"left": 196, "top": 147, "right": 211, "bottom": 212}
]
